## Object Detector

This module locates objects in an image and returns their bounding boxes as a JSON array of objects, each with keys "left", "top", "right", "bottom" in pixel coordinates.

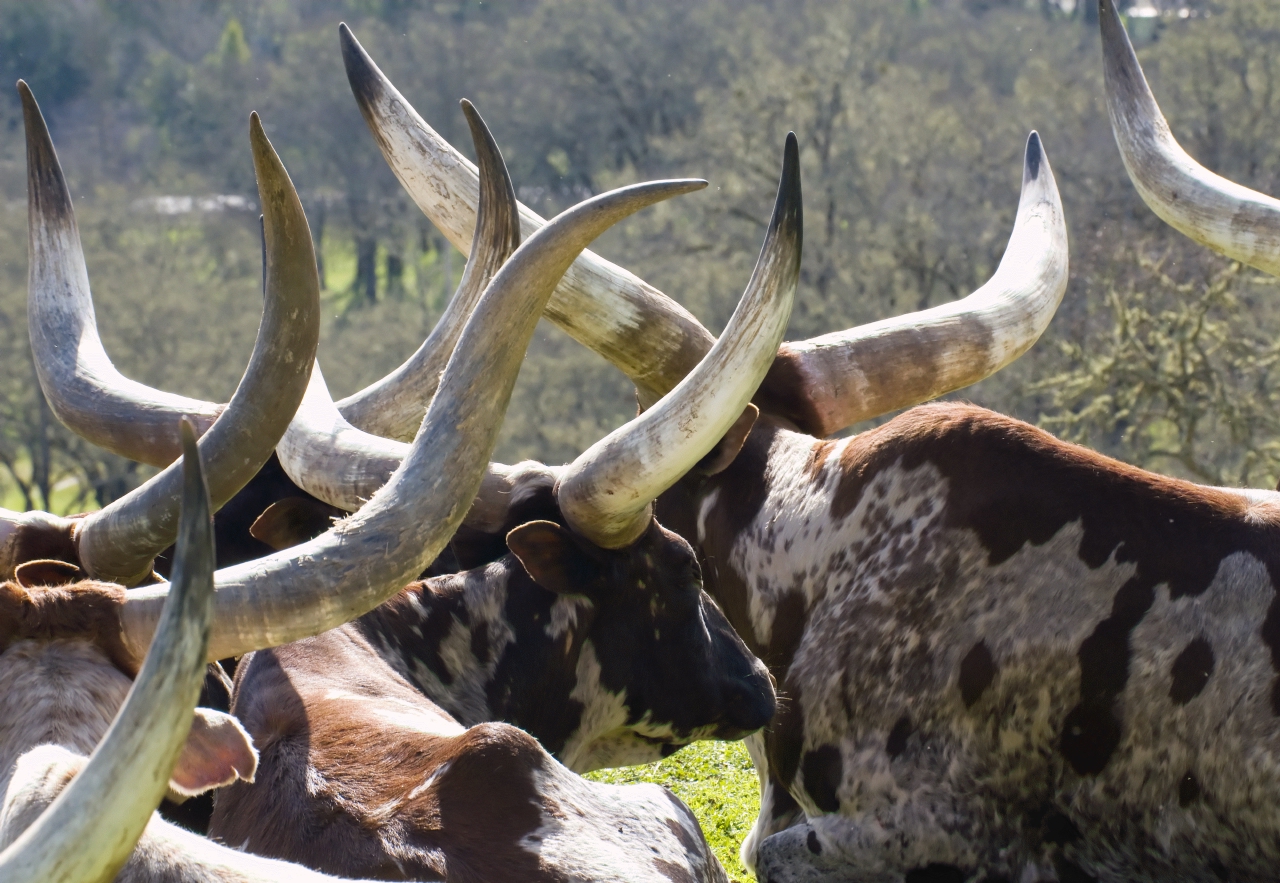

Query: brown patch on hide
[
  {"left": 958, "top": 640, "right": 996, "bottom": 708},
  {"left": 886, "top": 714, "right": 913, "bottom": 758},
  {"left": 653, "top": 858, "right": 696, "bottom": 883},
  {"left": 804, "top": 438, "right": 840, "bottom": 482},
  {"left": 906, "top": 864, "right": 967, "bottom": 883},
  {"left": 801, "top": 744, "right": 842, "bottom": 813},
  {"left": 214, "top": 628, "right": 549, "bottom": 881},
  {"left": 1179, "top": 771, "right": 1201, "bottom": 807},
  {"left": 754, "top": 346, "right": 824, "bottom": 436},
  {"left": 0, "top": 580, "right": 137, "bottom": 675},
  {"left": 1169, "top": 637, "right": 1215, "bottom": 705}
]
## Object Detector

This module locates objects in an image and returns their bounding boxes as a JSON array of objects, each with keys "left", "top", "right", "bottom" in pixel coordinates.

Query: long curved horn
[
  {"left": 21, "top": 81, "right": 223, "bottom": 466},
  {"left": 275, "top": 364, "right": 407, "bottom": 511},
  {"left": 0, "top": 420, "right": 215, "bottom": 883},
  {"left": 1100, "top": 0, "right": 1280, "bottom": 277},
  {"left": 22, "top": 83, "right": 319, "bottom": 468},
  {"left": 763, "top": 131, "right": 1067, "bottom": 435},
  {"left": 334, "top": 99, "right": 522, "bottom": 440},
  {"left": 338, "top": 23, "right": 714, "bottom": 419},
  {"left": 276, "top": 98, "right": 519, "bottom": 510},
  {"left": 338, "top": 26, "right": 1066, "bottom": 439},
  {"left": 556, "top": 135, "right": 801, "bottom": 549},
  {"left": 117, "top": 179, "right": 705, "bottom": 663},
  {"left": 63, "top": 112, "right": 320, "bottom": 586}
]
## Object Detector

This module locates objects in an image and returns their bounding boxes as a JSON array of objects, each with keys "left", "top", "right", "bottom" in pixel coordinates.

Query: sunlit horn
[
  {"left": 68, "top": 112, "right": 321, "bottom": 586},
  {"left": 1099, "top": 0, "right": 1280, "bottom": 277},
  {"left": 764, "top": 131, "right": 1068, "bottom": 435},
  {"left": 276, "top": 100, "right": 518, "bottom": 512},
  {"left": 337, "top": 28, "right": 1065, "bottom": 439},
  {"left": 338, "top": 23, "right": 713, "bottom": 414},
  {"left": 21, "top": 80, "right": 223, "bottom": 465},
  {"left": 334, "top": 99, "right": 522, "bottom": 440},
  {"left": 556, "top": 135, "right": 801, "bottom": 549}
]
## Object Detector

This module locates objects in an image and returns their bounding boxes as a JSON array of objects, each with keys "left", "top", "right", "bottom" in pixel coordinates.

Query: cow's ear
[
  {"left": 14, "top": 559, "right": 81, "bottom": 588},
  {"left": 698, "top": 404, "right": 758, "bottom": 476},
  {"left": 506, "top": 520, "right": 597, "bottom": 596},
  {"left": 250, "top": 497, "right": 343, "bottom": 551},
  {"left": 165, "top": 708, "right": 259, "bottom": 801}
]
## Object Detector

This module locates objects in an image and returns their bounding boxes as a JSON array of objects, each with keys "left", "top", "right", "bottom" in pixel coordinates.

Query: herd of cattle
[{"left": 3, "top": 2, "right": 1280, "bottom": 880}]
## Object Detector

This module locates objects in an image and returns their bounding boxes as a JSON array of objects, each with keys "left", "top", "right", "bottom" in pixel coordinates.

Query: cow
[
  {"left": 0, "top": 423, "right": 390, "bottom": 883},
  {"left": 343, "top": 12, "right": 1280, "bottom": 880},
  {"left": 8, "top": 79, "right": 767, "bottom": 882}
]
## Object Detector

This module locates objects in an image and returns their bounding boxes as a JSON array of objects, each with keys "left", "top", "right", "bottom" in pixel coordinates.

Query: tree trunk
[{"left": 354, "top": 236, "right": 378, "bottom": 305}]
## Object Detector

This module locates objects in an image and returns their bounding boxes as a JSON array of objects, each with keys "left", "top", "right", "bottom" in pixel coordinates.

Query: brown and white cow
[{"left": 347, "top": 10, "right": 1280, "bottom": 879}]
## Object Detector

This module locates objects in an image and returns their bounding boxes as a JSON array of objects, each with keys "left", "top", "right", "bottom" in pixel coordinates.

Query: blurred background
[{"left": 3, "top": 0, "right": 1279, "bottom": 514}]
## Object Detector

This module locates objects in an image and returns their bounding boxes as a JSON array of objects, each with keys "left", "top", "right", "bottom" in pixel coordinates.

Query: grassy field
[{"left": 585, "top": 740, "right": 761, "bottom": 881}]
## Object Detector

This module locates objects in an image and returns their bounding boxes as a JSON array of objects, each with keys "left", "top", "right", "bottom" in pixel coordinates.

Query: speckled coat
[{"left": 659, "top": 402, "right": 1280, "bottom": 883}]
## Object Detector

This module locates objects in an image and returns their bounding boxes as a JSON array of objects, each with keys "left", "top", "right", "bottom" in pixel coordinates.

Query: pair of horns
[
  {"left": 20, "top": 81, "right": 319, "bottom": 586},
  {"left": 118, "top": 177, "right": 705, "bottom": 663},
  {"left": 0, "top": 422, "right": 215, "bottom": 882},
  {"left": 1099, "top": 0, "right": 1280, "bottom": 279},
  {"left": 337, "top": 24, "right": 1069, "bottom": 441},
  {"left": 279, "top": 114, "right": 800, "bottom": 551}
]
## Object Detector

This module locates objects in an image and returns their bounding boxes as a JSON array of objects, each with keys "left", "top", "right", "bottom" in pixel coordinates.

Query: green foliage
[
  {"left": 586, "top": 740, "right": 761, "bottom": 881},
  {"left": 1034, "top": 254, "right": 1280, "bottom": 487}
]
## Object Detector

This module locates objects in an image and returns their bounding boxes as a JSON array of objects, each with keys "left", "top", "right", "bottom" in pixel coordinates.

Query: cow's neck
[
  {"left": 355, "top": 562, "right": 595, "bottom": 759},
  {"left": 666, "top": 419, "right": 842, "bottom": 678}
]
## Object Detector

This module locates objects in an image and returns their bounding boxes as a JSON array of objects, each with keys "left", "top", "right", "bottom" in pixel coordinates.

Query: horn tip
[
  {"left": 775, "top": 133, "right": 802, "bottom": 236},
  {"left": 1099, "top": 0, "right": 1133, "bottom": 60},
  {"left": 460, "top": 98, "right": 486, "bottom": 141},
  {"left": 177, "top": 416, "right": 212, "bottom": 534},
  {"left": 248, "top": 112, "right": 271, "bottom": 161},
  {"left": 21, "top": 83, "right": 73, "bottom": 224},
  {"left": 1024, "top": 131, "right": 1042, "bottom": 182},
  {"left": 179, "top": 416, "right": 198, "bottom": 452},
  {"left": 340, "top": 21, "right": 383, "bottom": 107}
]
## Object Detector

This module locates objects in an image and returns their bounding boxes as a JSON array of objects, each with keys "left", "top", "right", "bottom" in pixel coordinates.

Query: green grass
[{"left": 585, "top": 740, "right": 761, "bottom": 881}]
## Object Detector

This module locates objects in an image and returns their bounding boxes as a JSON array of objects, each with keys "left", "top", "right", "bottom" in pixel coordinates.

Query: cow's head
[{"left": 505, "top": 514, "right": 774, "bottom": 769}]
